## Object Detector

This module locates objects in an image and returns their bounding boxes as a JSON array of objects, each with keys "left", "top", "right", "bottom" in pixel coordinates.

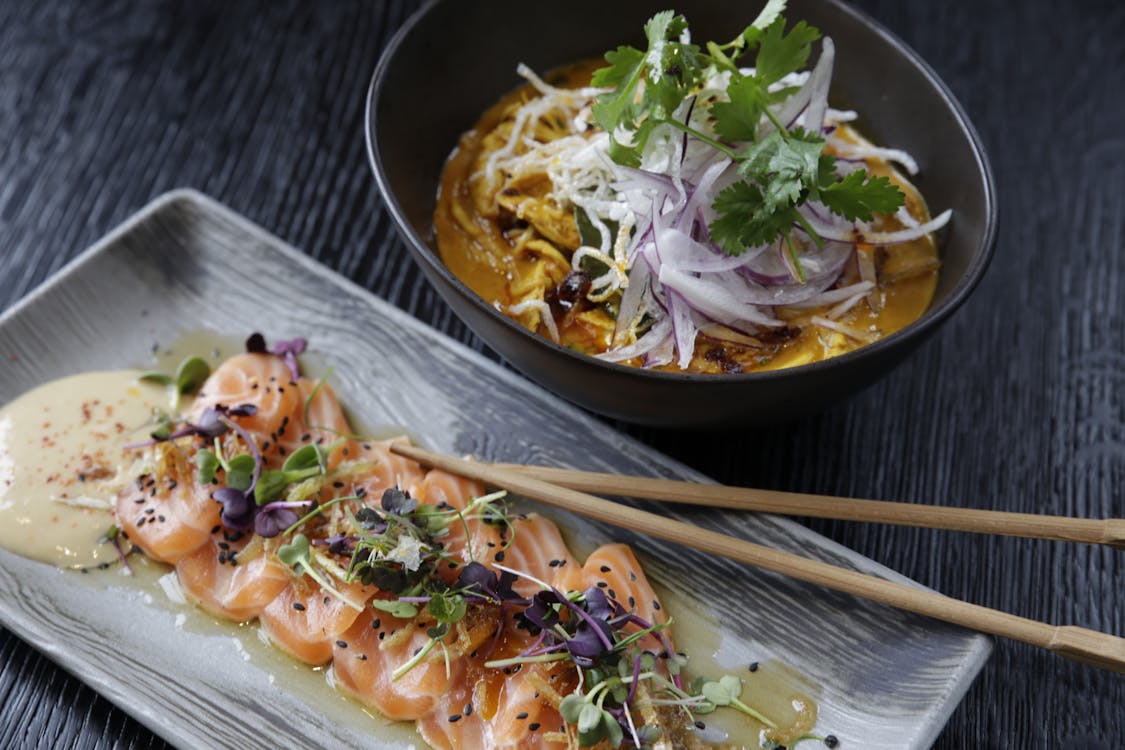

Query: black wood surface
[{"left": 0, "top": 1, "right": 1121, "bottom": 748}]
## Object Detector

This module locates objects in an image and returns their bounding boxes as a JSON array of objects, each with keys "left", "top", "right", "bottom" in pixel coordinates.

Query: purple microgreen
[
  {"left": 255, "top": 503, "right": 301, "bottom": 538},
  {"left": 325, "top": 535, "right": 356, "bottom": 555},
  {"left": 381, "top": 487, "right": 418, "bottom": 515},
  {"left": 215, "top": 487, "right": 255, "bottom": 531},
  {"left": 245, "top": 332, "right": 307, "bottom": 381},
  {"left": 521, "top": 589, "right": 563, "bottom": 632},
  {"left": 354, "top": 506, "right": 386, "bottom": 532}
]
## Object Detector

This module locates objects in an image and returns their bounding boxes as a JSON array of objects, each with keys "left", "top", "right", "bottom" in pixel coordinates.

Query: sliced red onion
[
  {"left": 675, "top": 158, "right": 730, "bottom": 233},
  {"left": 801, "top": 38, "right": 835, "bottom": 134},
  {"left": 613, "top": 261, "right": 651, "bottom": 343},
  {"left": 804, "top": 209, "right": 952, "bottom": 245},
  {"left": 656, "top": 226, "right": 766, "bottom": 273},
  {"left": 788, "top": 280, "right": 876, "bottom": 308},
  {"left": 771, "top": 37, "right": 835, "bottom": 133},
  {"left": 596, "top": 316, "right": 672, "bottom": 363},
  {"left": 697, "top": 322, "right": 765, "bottom": 348},
  {"left": 667, "top": 291, "right": 699, "bottom": 369},
  {"left": 658, "top": 267, "right": 783, "bottom": 327}
]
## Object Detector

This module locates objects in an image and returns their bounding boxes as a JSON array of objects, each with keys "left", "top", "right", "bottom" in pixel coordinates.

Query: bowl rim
[{"left": 365, "top": 0, "right": 999, "bottom": 385}]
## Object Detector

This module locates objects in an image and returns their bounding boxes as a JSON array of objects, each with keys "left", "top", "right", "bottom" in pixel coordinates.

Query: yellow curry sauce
[{"left": 435, "top": 63, "right": 940, "bottom": 374}]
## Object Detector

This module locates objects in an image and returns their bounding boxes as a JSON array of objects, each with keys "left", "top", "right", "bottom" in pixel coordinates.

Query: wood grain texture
[{"left": 0, "top": 0, "right": 1121, "bottom": 748}]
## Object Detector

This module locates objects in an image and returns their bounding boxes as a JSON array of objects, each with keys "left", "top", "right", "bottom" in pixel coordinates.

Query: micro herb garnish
[
  {"left": 590, "top": 0, "right": 904, "bottom": 264},
  {"left": 97, "top": 524, "right": 134, "bottom": 575},
  {"left": 277, "top": 533, "right": 364, "bottom": 612},
  {"left": 245, "top": 332, "right": 307, "bottom": 382},
  {"left": 139, "top": 355, "right": 212, "bottom": 410},
  {"left": 253, "top": 441, "right": 338, "bottom": 505}
]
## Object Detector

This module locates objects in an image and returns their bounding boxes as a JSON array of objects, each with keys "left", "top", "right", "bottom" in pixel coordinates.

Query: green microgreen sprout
[
  {"left": 277, "top": 533, "right": 363, "bottom": 612},
  {"left": 139, "top": 355, "right": 212, "bottom": 411},
  {"left": 254, "top": 440, "right": 340, "bottom": 505}
]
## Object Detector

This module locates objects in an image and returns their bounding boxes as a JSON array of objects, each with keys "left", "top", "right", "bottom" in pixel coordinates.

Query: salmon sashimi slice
[
  {"left": 189, "top": 353, "right": 301, "bottom": 454},
  {"left": 271, "top": 380, "right": 354, "bottom": 466},
  {"left": 580, "top": 544, "right": 669, "bottom": 651},
  {"left": 332, "top": 605, "right": 488, "bottom": 721},
  {"left": 349, "top": 438, "right": 429, "bottom": 499},
  {"left": 415, "top": 468, "right": 507, "bottom": 576},
  {"left": 500, "top": 514, "right": 580, "bottom": 598},
  {"left": 116, "top": 454, "right": 220, "bottom": 565},
  {"left": 258, "top": 578, "right": 372, "bottom": 665},
  {"left": 174, "top": 536, "right": 290, "bottom": 622},
  {"left": 415, "top": 675, "right": 490, "bottom": 750}
]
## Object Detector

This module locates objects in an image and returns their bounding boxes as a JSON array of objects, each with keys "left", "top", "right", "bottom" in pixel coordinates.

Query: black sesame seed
[
  {"left": 748, "top": 662, "right": 759, "bottom": 672},
  {"left": 628, "top": 596, "right": 636, "bottom": 607},
  {"left": 336, "top": 640, "right": 348, "bottom": 648},
  {"left": 596, "top": 581, "right": 608, "bottom": 588},
  {"left": 158, "top": 515, "right": 165, "bottom": 522},
  {"left": 378, "top": 632, "right": 385, "bottom": 640},
  {"left": 357, "top": 654, "right": 367, "bottom": 661},
  {"left": 652, "top": 600, "right": 661, "bottom": 610},
  {"left": 529, "top": 723, "right": 540, "bottom": 731},
  {"left": 695, "top": 720, "right": 706, "bottom": 730},
  {"left": 372, "top": 618, "right": 381, "bottom": 629},
  {"left": 494, "top": 551, "right": 505, "bottom": 562},
  {"left": 599, "top": 565, "right": 611, "bottom": 573},
  {"left": 464, "top": 703, "right": 473, "bottom": 716},
  {"left": 825, "top": 736, "right": 839, "bottom": 748},
  {"left": 448, "top": 714, "right": 462, "bottom": 723},
  {"left": 628, "top": 572, "right": 637, "bottom": 581},
  {"left": 211, "top": 525, "right": 221, "bottom": 534},
  {"left": 293, "top": 602, "right": 306, "bottom": 611},
  {"left": 516, "top": 712, "right": 528, "bottom": 720},
  {"left": 144, "top": 508, "right": 154, "bottom": 514},
  {"left": 134, "top": 497, "right": 145, "bottom": 504}
]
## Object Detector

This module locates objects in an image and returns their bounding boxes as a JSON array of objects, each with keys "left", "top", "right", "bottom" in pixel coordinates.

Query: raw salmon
[
  {"left": 116, "top": 447, "right": 220, "bottom": 564},
  {"left": 119, "top": 349, "right": 685, "bottom": 750},
  {"left": 189, "top": 353, "right": 301, "bottom": 456},
  {"left": 174, "top": 535, "right": 290, "bottom": 622},
  {"left": 258, "top": 577, "right": 373, "bottom": 665}
]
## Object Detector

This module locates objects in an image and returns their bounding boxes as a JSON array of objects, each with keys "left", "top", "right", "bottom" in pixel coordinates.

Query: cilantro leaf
[
  {"left": 591, "top": 12, "right": 702, "bottom": 165},
  {"left": 590, "top": 45, "right": 644, "bottom": 130},
  {"left": 711, "top": 75, "right": 769, "bottom": 142},
  {"left": 817, "top": 169, "right": 905, "bottom": 222},
  {"left": 710, "top": 182, "right": 795, "bottom": 254},
  {"left": 752, "top": 18, "right": 820, "bottom": 87}
]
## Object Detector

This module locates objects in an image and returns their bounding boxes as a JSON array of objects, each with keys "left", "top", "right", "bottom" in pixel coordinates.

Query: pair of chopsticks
[{"left": 390, "top": 443, "right": 1125, "bottom": 674}]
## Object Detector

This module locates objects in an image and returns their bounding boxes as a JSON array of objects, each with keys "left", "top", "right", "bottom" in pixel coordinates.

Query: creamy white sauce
[{"left": 0, "top": 370, "right": 166, "bottom": 567}]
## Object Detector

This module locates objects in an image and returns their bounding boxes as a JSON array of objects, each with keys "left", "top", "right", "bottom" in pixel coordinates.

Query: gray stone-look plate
[{"left": 0, "top": 191, "right": 989, "bottom": 749}]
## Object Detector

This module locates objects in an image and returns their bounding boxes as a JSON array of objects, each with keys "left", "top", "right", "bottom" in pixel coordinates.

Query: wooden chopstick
[
  {"left": 490, "top": 463, "right": 1125, "bottom": 548},
  {"left": 391, "top": 443, "right": 1125, "bottom": 674}
]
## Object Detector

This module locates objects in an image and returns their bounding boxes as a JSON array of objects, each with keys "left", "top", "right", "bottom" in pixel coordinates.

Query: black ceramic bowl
[{"left": 366, "top": 0, "right": 997, "bottom": 428}]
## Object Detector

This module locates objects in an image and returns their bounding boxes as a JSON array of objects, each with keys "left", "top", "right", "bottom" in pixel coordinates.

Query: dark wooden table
[{"left": 1, "top": 1, "right": 1121, "bottom": 747}]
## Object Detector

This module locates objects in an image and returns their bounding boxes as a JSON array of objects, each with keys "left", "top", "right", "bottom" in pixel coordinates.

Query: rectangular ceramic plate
[{"left": 0, "top": 190, "right": 989, "bottom": 749}]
